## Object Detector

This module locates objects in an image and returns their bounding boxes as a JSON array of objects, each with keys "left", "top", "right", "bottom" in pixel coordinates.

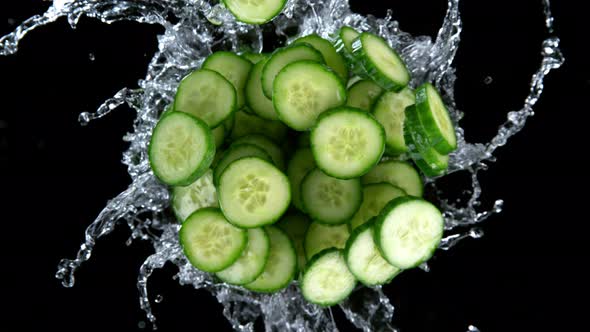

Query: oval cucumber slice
[
  {"left": 273, "top": 61, "right": 347, "bottom": 131},
  {"left": 216, "top": 228, "right": 270, "bottom": 285},
  {"left": 223, "top": 0, "right": 287, "bottom": 25},
  {"left": 277, "top": 213, "right": 311, "bottom": 273},
  {"left": 311, "top": 107, "right": 385, "bottom": 179},
  {"left": 172, "top": 169, "right": 218, "bottom": 222},
  {"left": 372, "top": 88, "right": 415, "bottom": 155},
  {"left": 245, "top": 58, "right": 279, "bottom": 121},
  {"left": 232, "top": 134, "right": 285, "bottom": 170},
  {"left": 203, "top": 51, "right": 253, "bottom": 110},
  {"left": 301, "top": 248, "right": 356, "bottom": 306},
  {"left": 303, "top": 222, "right": 350, "bottom": 260},
  {"left": 179, "top": 208, "right": 247, "bottom": 272},
  {"left": 245, "top": 226, "right": 297, "bottom": 292},
  {"left": 414, "top": 83, "right": 457, "bottom": 154},
  {"left": 149, "top": 111, "right": 215, "bottom": 186},
  {"left": 293, "top": 34, "right": 348, "bottom": 82},
  {"left": 344, "top": 219, "right": 401, "bottom": 286},
  {"left": 241, "top": 52, "right": 269, "bottom": 64},
  {"left": 174, "top": 69, "right": 236, "bottom": 128},
  {"left": 346, "top": 79, "right": 384, "bottom": 111},
  {"left": 374, "top": 196, "right": 444, "bottom": 269},
  {"left": 349, "top": 182, "right": 406, "bottom": 230},
  {"left": 301, "top": 168, "right": 362, "bottom": 225},
  {"left": 334, "top": 26, "right": 360, "bottom": 64},
  {"left": 230, "top": 110, "right": 288, "bottom": 142},
  {"left": 286, "top": 148, "right": 316, "bottom": 212},
  {"left": 361, "top": 160, "right": 423, "bottom": 197},
  {"left": 213, "top": 143, "right": 272, "bottom": 185},
  {"left": 218, "top": 157, "right": 291, "bottom": 228}
]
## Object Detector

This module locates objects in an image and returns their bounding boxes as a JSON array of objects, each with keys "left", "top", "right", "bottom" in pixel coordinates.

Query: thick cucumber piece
[
  {"left": 301, "top": 168, "right": 362, "bottom": 225},
  {"left": 334, "top": 26, "right": 360, "bottom": 62},
  {"left": 349, "top": 183, "right": 406, "bottom": 230},
  {"left": 404, "top": 106, "right": 449, "bottom": 177},
  {"left": 203, "top": 51, "right": 252, "bottom": 110},
  {"left": 174, "top": 69, "right": 236, "bottom": 128},
  {"left": 149, "top": 112, "right": 215, "bottom": 186},
  {"left": 245, "top": 59, "right": 278, "bottom": 121},
  {"left": 223, "top": 0, "right": 287, "bottom": 25},
  {"left": 179, "top": 208, "right": 247, "bottom": 272},
  {"left": 373, "top": 88, "right": 415, "bottom": 155},
  {"left": 241, "top": 52, "right": 269, "bottom": 64},
  {"left": 361, "top": 160, "right": 423, "bottom": 197},
  {"left": 213, "top": 143, "right": 272, "bottom": 185},
  {"left": 230, "top": 110, "right": 288, "bottom": 142},
  {"left": 351, "top": 32, "right": 410, "bottom": 91},
  {"left": 262, "top": 44, "right": 324, "bottom": 99},
  {"left": 216, "top": 228, "right": 270, "bottom": 285},
  {"left": 344, "top": 219, "right": 401, "bottom": 286},
  {"left": 273, "top": 61, "right": 347, "bottom": 131},
  {"left": 233, "top": 134, "right": 285, "bottom": 170},
  {"left": 374, "top": 196, "right": 444, "bottom": 269},
  {"left": 286, "top": 148, "right": 316, "bottom": 211},
  {"left": 172, "top": 169, "right": 218, "bottom": 222},
  {"left": 304, "top": 222, "right": 350, "bottom": 260},
  {"left": 301, "top": 248, "right": 356, "bottom": 306},
  {"left": 294, "top": 34, "right": 348, "bottom": 82},
  {"left": 414, "top": 83, "right": 457, "bottom": 154},
  {"left": 245, "top": 226, "right": 297, "bottom": 292},
  {"left": 346, "top": 79, "right": 384, "bottom": 111},
  {"left": 218, "top": 157, "right": 291, "bottom": 228},
  {"left": 277, "top": 213, "right": 311, "bottom": 272},
  {"left": 311, "top": 107, "right": 385, "bottom": 179}
]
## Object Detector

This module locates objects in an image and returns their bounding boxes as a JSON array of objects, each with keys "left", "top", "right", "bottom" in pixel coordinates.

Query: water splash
[{"left": 1, "top": 0, "right": 563, "bottom": 330}]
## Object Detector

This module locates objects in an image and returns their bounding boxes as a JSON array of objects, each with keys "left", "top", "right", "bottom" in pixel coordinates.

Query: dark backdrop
[{"left": 0, "top": 0, "right": 586, "bottom": 331}]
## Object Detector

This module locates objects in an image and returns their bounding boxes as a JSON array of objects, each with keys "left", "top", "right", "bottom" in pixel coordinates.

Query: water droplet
[
  {"left": 137, "top": 321, "right": 146, "bottom": 329},
  {"left": 467, "top": 325, "right": 480, "bottom": 332},
  {"left": 88, "top": 53, "right": 95, "bottom": 61},
  {"left": 419, "top": 262, "right": 430, "bottom": 272},
  {"left": 155, "top": 294, "right": 163, "bottom": 303},
  {"left": 469, "top": 228, "right": 484, "bottom": 239},
  {"left": 483, "top": 76, "right": 493, "bottom": 85},
  {"left": 7, "top": 18, "right": 16, "bottom": 26}
]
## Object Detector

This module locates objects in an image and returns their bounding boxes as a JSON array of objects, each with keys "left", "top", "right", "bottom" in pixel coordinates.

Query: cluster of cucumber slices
[{"left": 149, "top": 26, "right": 457, "bottom": 306}]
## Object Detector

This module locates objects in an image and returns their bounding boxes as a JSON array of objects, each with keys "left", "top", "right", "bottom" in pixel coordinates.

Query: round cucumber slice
[
  {"left": 311, "top": 107, "right": 385, "bottom": 179},
  {"left": 344, "top": 219, "right": 401, "bottom": 286},
  {"left": 361, "top": 160, "right": 424, "bottom": 197},
  {"left": 223, "top": 0, "right": 287, "bottom": 25},
  {"left": 245, "top": 226, "right": 297, "bottom": 292},
  {"left": 273, "top": 61, "right": 347, "bottom": 131},
  {"left": 149, "top": 111, "right": 215, "bottom": 186},
  {"left": 213, "top": 143, "right": 272, "bottom": 185},
  {"left": 179, "top": 208, "right": 247, "bottom": 272},
  {"left": 232, "top": 134, "right": 285, "bottom": 170},
  {"left": 374, "top": 196, "right": 444, "bottom": 269},
  {"left": 245, "top": 58, "right": 279, "bottom": 121},
  {"left": 241, "top": 52, "right": 269, "bottom": 64},
  {"left": 303, "top": 222, "right": 350, "bottom": 260},
  {"left": 218, "top": 157, "right": 291, "bottom": 228},
  {"left": 349, "top": 183, "right": 406, "bottom": 230},
  {"left": 301, "top": 248, "right": 356, "bottom": 306},
  {"left": 286, "top": 148, "right": 316, "bottom": 212},
  {"left": 174, "top": 69, "right": 236, "bottom": 128},
  {"left": 346, "top": 79, "right": 384, "bottom": 112},
  {"left": 334, "top": 26, "right": 360, "bottom": 64},
  {"left": 172, "top": 169, "right": 218, "bottom": 222},
  {"left": 277, "top": 213, "right": 311, "bottom": 272},
  {"left": 301, "top": 168, "right": 362, "bottom": 225},
  {"left": 216, "top": 228, "right": 270, "bottom": 285},
  {"left": 414, "top": 83, "right": 457, "bottom": 154},
  {"left": 372, "top": 88, "right": 415, "bottom": 155},
  {"left": 230, "top": 110, "right": 288, "bottom": 143},
  {"left": 293, "top": 34, "right": 348, "bottom": 82},
  {"left": 202, "top": 51, "right": 253, "bottom": 109}
]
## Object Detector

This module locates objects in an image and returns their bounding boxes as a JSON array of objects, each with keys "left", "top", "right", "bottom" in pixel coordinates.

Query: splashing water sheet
[{"left": 0, "top": 0, "right": 564, "bottom": 330}]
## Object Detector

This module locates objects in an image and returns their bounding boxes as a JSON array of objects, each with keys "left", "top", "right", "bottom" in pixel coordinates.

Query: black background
[{"left": 0, "top": 0, "right": 586, "bottom": 331}]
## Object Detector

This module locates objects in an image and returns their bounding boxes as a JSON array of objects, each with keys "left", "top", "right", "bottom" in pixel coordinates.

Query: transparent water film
[{"left": 0, "top": 0, "right": 564, "bottom": 330}]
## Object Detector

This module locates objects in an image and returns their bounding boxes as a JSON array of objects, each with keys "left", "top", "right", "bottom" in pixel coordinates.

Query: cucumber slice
[
  {"left": 334, "top": 26, "right": 360, "bottom": 62},
  {"left": 216, "top": 228, "right": 270, "bottom": 285},
  {"left": 349, "top": 183, "right": 406, "bottom": 230},
  {"left": 346, "top": 79, "right": 384, "bottom": 111},
  {"left": 149, "top": 112, "right": 215, "bottom": 186},
  {"left": 213, "top": 143, "right": 272, "bottom": 185},
  {"left": 361, "top": 160, "right": 423, "bottom": 197},
  {"left": 172, "top": 169, "right": 218, "bottom": 222},
  {"left": 245, "top": 226, "right": 297, "bottom": 292},
  {"left": 223, "top": 0, "right": 287, "bottom": 25},
  {"left": 344, "top": 219, "right": 401, "bottom": 286},
  {"left": 241, "top": 52, "right": 269, "bottom": 64},
  {"left": 245, "top": 58, "right": 279, "bottom": 121},
  {"left": 374, "top": 196, "right": 444, "bottom": 269},
  {"left": 294, "top": 34, "right": 348, "bottom": 82},
  {"left": 218, "top": 157, "right": 291, "bottom": 228},
  {"left": 233, "top": 134, "right": 285, "bottom": 170},
  {"left": 273, "top": 61, "right": 347, "bottom": 131},
  {"left": 311, "top": 107, "right": 385, "bottom": 179},
  {"left": 212, "top": 124, "right": 226, "bottom": 148},
  {"left": 230, "top": 110, "right": 288, "bottom": 142},
  {"left": 286, "top": 148, "right": 316, "bottom": 211},
  {"left": 414, "top": 83, "right": 457, "bottom": 154},
  {"left": 301, "top": 168, "right": 362, "bottom": 225},
  {"left": 179, "top": 208, "right": 247, "bottom": 272},
  {"left": 372, "top": 88, "right": 415, "bottom": 155},
  {"left": 304, "top": 221, "right": 350, "bottom": 260},
  {"left": 174, "top": 69, "right": 236, "bottom": 128},
  {"left": 404, "top": 105, "right": 449, "bottom": 177},
  {"left": 277, "top": 213, "right": 311, "bottom": 272},
  {"left": 262, "top": 44, "right": 324, "bottom": 99},
  {"left": 351, "top": 32, "right": 410, "bottom": 92},
  {"left": 203, "top": 51, "right": 252, "bottom": 109},
  {"left": 300, "top": 248, "right": 356, "bottom": 306}
]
